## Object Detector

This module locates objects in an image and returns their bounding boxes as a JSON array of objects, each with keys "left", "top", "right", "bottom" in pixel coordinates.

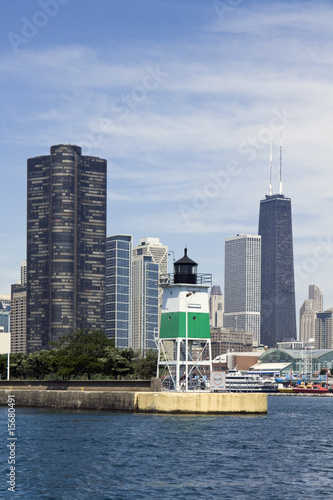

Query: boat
[
  {"left": 224, "top": 370, "right": 278, "bottom": 393},
  {"left": 277, "top": 384, "right": 294, "bottom": 393},
  {"left": 293, "top": 382, "right": 329, "bottom": 394}
]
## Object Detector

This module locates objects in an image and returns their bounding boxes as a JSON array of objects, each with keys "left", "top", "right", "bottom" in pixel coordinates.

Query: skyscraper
[
  {"left": 258, "top": 193, "right": 296, "bottom": 346},
  {"left": 11, "top": 283, "right": 27, "bottom": 354},
  {"left": 315, "top": 309, "right": 333, "bottom": 349},
  {"left": 209, "top": 285, "right": 224, "bottom": 328},
  {"left": 309, "top": 285, "right": 323, "bottom": 313},
  {"left": 299, "top": 285, "right": 323, "bottom": 343},
  {"left": 224, "top": 234, "right": 261, "bottom": 344},
  {"left": 132, "top": 237, "right": 167, "bottom": 354},
  {"left": 106, "top": 235, "right": 132, "bottom": 348},
  {"left": 27, "top": 144, "right": 106, "bottom": 352}
]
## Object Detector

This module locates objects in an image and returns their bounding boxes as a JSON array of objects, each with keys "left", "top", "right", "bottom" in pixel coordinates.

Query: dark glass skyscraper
[
  {"left": 27, "top": 144, "right": 107, "bottom": 352},
  {"left": 258, "top": 193, "right": 296, "bottom": 347}
]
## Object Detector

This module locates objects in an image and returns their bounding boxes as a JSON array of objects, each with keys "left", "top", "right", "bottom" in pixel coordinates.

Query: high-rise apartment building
[
  {"left": 224, "top": 234, "right": 261, "bottom": 344},
  {"left": 106, "top": 235, "right": 132, "bottom": 348},
  {"left": 258, "top": 193, "right": 296, "bottom": 346},
  {"left": 27, "top": 144, "right": 106, "bottom": 352},
  {"left": 299, "top": 285, "right": 323, "bottom": 342},
  {"left": 11, "top": 284, "right": 27, "bottom": 353},
  {"left": 21, "top": 260, "right": 27, "bottom": 287},
  {"left": 309, "top": 285, "right": 323, "bottom": 313},
  {"left": 315, "top": 310, "right": 333, "bottom": 349},
  {"left": 132, "top": 237, "right": 167, "bottom": 354},
  {"left": 209, "top": 285, "right": 224, "bottom": 328}
]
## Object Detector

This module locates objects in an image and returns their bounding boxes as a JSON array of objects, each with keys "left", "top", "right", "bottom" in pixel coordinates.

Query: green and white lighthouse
[{"left": 157, "top": 248, "right": 212, "bottom": 391}]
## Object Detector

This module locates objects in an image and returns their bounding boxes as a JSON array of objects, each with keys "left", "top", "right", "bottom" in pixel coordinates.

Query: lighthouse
[{"left": 157, "top": 248, "right": 212, "bottom": 391}]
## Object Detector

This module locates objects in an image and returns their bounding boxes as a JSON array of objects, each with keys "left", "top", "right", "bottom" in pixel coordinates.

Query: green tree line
[{"left": 0, "top": 329, "right": 158, "bottom": 381}]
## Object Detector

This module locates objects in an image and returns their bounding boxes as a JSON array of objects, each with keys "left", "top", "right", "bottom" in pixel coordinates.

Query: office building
[
  {"left": 21, "top": 260, "right": 27, "bottom": 287},
  {"left": 106, "top": 235, "right": 132, "bottom": 348},
  {"left": 299, "top": 285, "right": 323, "bottom": 343},
  {"left": 27, "top": 144, "right": 106, "bottom": 352},
  {"left": 224, "top": 234, "right": 261, "bottom": 344},
  {"left": 315, "top": 310, "right": 333, "bottom": 349},
  {"left": 11, "top": 284, "right": 27, "bottom": 353},
  {"left": 258, "top": 192, "right": 296, "bottom": 346},
  {"left": 0, "top": 310, "right": 10, "bottom": 333},
  {"left": 132, "top": 237, "right": 167, "bottom": 354},
  {"left": 210, "top": 327, "right": 254, "bottom": 360},
  {"left": 309, "top": 285, "right": 323, "bottom": 312},
  {"left": 209, "top": 285, "right": 224, "bottom": 328}
]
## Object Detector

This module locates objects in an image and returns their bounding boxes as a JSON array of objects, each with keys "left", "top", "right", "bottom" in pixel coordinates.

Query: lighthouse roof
[{"left": 174, "top": 247, "right": 197, "bottom": 266}]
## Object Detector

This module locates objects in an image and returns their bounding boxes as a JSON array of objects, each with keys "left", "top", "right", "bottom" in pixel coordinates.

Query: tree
[
  {"left": 101, "top": 347, "right": 135, "bottom": 379},
  {"left": 23, "top": 351, "right": 53, "bottom": 380},
  {"left": 134, "top": 350, "right": 158, "bottom": 379},
  {"left": 8, "top": 353, "right": 29, "bottom": 379},
  {"left": 51, "top": 329, "right": 111, "bottom": 380},
  {"left": 0, "top": 354, "right": 7, "bottom": 380}
]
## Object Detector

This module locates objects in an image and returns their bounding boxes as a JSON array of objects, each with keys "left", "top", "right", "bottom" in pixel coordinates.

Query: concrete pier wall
[{"left": 0, "top": 390, "right": 267, "bottom": 414}]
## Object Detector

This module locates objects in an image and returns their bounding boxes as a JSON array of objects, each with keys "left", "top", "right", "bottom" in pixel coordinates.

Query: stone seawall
[
  {"left": 0, "top": 390, "right": 267, "bottom": 414},
  {"left": 0, "top": 378, "right": 161, "bottom": 392}
]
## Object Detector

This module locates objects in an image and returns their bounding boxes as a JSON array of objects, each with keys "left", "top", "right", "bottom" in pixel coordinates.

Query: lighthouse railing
[{"left": 159, "top": 273, "right": 212, "bottom": 286}]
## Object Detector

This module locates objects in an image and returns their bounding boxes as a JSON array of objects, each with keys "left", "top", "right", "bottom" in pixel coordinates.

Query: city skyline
[{"left": 2, "top": 1, "right": 333, "bottom": 318}]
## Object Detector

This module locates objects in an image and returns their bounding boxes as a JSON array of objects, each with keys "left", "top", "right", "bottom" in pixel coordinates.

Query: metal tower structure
[{"left": 157, "top": 248, "right": 212, "bottom": 391}]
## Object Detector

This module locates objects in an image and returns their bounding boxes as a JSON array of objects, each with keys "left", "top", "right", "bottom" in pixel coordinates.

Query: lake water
[{"left": 1, "top": 396, "right": 332, "bottom": 499}]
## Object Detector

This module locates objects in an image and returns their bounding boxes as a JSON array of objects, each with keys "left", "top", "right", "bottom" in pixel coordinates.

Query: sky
[{"left": 1, "top": 0, "right": 333, "bottom": 325}]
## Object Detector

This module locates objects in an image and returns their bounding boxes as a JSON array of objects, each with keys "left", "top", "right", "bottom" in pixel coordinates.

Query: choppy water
[{"left": 1, "top": 396, "right": 333, "bottom": 499}]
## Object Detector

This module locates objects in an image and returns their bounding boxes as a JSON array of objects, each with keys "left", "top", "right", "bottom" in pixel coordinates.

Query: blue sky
[{"left": 2, "top": 0, "right": 333, "bottom": 322}]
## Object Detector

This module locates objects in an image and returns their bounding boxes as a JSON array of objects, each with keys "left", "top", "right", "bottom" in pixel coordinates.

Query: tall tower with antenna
[{"left": 258, "top": 140, "right": 296, "bottom": 347}]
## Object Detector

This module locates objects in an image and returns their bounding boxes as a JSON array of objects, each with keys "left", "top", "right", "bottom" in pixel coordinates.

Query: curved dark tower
[
  {"left": 258, "top": 142, "right": 296, "bottom": 347},
  {"left": 27, "top": 145, "right": 107, "bottom": 352}
]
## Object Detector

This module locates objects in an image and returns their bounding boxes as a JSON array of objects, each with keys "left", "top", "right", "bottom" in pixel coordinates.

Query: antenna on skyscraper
[
  {"left": 279, "top": 132, "right": 283, "bottom": 195},
  {"left": 269, "top": 143, "right": 273, "bottom": 196}
]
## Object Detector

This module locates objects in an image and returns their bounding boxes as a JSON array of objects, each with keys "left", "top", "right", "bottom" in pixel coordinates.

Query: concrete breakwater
[
  {"left": 0, "top": 388, "right": 267, "bottom": 414},
  {"left": 0, "top": 378, "right": 161, "bottom": 392}
]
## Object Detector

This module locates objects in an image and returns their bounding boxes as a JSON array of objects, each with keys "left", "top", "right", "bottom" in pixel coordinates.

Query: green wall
[{"left": 160, "top": 311, "right": 210, "bottom": 339}]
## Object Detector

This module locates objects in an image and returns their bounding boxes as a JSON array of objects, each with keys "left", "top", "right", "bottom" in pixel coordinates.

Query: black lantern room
[{"left": 174, "top": 248, "right": 197, "bottom": 284}]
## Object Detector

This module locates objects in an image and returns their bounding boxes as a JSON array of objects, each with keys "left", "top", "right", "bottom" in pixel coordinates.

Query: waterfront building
[
  {"left": 299, "top": 285, "right": 323, "bottom": 342},
  {"left": 255, "top": 348, "right": 333, "bottom": 375},
  {"left": 258, "top": 189, "right": 296, "bottom": 346},
  {"left": 224, "top": 234, "right": 261, "bottom": 344},
  {"left": 106, "top": 235, "right": 132, "bottom": 348},
  {"left": 27, "top": 144, "right": 107, "bottom": 352},
  {"left": 209, "top": 285, "right": 224, "bottom": 328}
]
